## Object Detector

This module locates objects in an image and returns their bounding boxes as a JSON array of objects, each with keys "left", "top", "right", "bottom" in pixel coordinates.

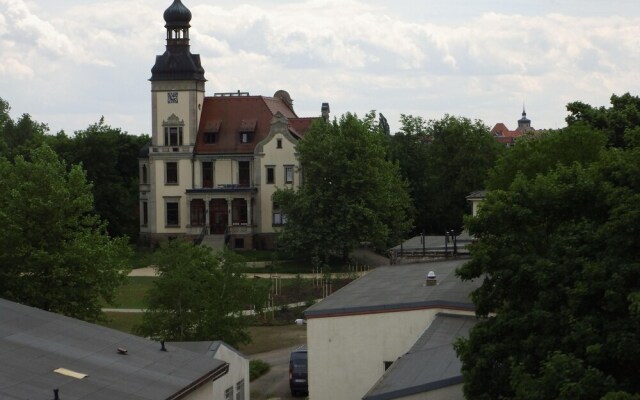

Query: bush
[{"left": 250, "top": 359, "right": 271, "bottom": 381}]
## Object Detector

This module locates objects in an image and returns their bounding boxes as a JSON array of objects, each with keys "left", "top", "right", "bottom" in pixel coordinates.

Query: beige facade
[{"left": 140, "top": 1, "right": 318, "bottom": 249}]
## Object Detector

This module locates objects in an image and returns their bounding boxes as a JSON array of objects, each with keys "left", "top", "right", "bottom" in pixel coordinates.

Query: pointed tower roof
[{"left": 519, "top": 106, "right": 530, "bottom": 124}]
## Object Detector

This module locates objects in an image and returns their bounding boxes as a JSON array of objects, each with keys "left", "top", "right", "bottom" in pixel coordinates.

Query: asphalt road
[{"left": 250, "top": 345, "right": 307, "bottom": 400}]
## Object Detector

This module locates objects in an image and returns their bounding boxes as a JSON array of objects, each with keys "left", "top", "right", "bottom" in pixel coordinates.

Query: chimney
[
  {"left": 321, "top": 102, "right": 330, "bottom": 122},
  {"left": 426, "top": 271, "right": 437, "bottom": 286}
]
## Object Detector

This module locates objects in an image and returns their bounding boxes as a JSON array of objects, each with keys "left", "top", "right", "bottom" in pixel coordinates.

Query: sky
[{"left": 1, "top": 0, "right": 640, "bottom": 136}]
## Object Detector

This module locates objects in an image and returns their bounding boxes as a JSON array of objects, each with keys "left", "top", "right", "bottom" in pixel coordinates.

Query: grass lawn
[
  {"left": 239, "top": 324, "right": 307, "bottom": 355},
  {"left": 108, "top": 276, "right": 156, "bottom": 309},
  {"left": 101, "top": 312, "right": 143, "bottom": 334}
]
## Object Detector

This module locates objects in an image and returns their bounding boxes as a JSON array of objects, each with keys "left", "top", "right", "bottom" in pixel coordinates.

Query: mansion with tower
[{"left": 139, "top": 0, "right": 325, "bottom": 249}]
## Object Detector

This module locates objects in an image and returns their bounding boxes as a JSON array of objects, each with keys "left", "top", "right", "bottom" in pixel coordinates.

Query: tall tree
[
  {"left": 136, "top": 241, "right": 266, "bottom": 347},
  {"left": 566, "top": 92, "right": 640, "bottom": 148},
  {"left": 455, "top": 142, "right": 640, "bottom": 398},
  {"left": 486, "top": 123, "right": 608, "bottom": 191},
  {"left": 0, "top": 97, "right": 48, "bottom": 161},
  {"left": 0, "top": 145, "right": 131, "bottom": 322},
  {"left": 274, "top": 112, "right": 413, "bottom": 263},
  {"left": 47, "top": 118, "right": 150, "bottom": 240},
  {"left": 418, "top": 115, "right": 501, "bottom": 234}
]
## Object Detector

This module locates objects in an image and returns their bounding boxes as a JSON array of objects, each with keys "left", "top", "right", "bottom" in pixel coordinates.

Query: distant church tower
[
  {"left": 517, "top": 107, "right": 532, "bottom": 132},
  {"left": 150, "top": 0, "right": 206, "bottom": 148}
]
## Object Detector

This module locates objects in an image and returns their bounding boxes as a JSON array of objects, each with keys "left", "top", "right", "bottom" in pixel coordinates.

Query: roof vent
[
  {"left": 117, "top": 347, "right": 128, "bottom": 355},
  {"left": 161, "top": 341, "right": 168, "bottom": 352},
  {"left": 53, "top": 388, "right": 60, "bottom": 400},
  {"left": 426, "top": 271, "right": 437, "bottom": 286}
]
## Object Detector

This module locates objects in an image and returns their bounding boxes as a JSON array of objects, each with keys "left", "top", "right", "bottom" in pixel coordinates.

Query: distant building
[
  {"left": 304, "top": 259, "right": 480, "bottom": 400},
  {"left": 139, "top": 0, "right": 324, "bottom": 249},
  {"left": 0, "top": 298, "right": 231, "bottom": 400},
  {"left": 466, "top": 190, "right": 486, "bottom": 217},
  {"left": 491, "top": 108, "right": 535, "bottom": 146}
]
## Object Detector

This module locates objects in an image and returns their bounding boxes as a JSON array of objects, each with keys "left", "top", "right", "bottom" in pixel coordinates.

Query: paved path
[{"left": 250, "top": 345, "right": 306, "bottom": 400}]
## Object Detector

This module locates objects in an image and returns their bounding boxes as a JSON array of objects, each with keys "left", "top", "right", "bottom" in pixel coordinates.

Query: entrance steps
[{"left": 200, "top": 234, "right": 226, "bottom": 251}]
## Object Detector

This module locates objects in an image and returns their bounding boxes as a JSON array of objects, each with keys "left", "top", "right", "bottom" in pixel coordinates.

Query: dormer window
[
  {"left": 277, "top": 138, "right": 283, "bottom": 148},
  {"left": 203, "top": 120, "right": 221, "bottom": 144},
  {"left": 239, "top": 119, "right": 256, "bottom": 143},
  {"left": 205, "top": 132, "right": 218, "bottom": 144}
]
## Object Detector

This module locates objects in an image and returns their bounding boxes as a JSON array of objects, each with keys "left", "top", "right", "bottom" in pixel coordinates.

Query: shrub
[{"left": 250, "top": 359, "right": 271, "bottom": 381}]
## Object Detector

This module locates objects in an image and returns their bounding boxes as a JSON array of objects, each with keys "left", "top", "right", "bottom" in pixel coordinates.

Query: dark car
[{"left": 289, "top": 345, "right": 308, "bottom": 396}]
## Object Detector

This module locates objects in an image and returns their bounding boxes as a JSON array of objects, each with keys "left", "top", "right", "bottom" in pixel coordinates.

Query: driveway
[{"left": 250, "top": 345, "right": 307, "bottom": 400}]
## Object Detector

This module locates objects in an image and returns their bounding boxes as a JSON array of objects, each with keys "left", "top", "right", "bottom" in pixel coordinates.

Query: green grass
[
  {"left": 131, "top": 246, "right": 157, "bottom": 269},
  {"left": 108, "top": 276, "right": 156, "bottom": 309},
  {"left": 240, "top": 324, "right": 307, "bottom": 355},
  {"left": 249, "top": 359, "right": 271, "bottom": 381},
  {"left": 100, "top": 312, "right": 143, "bottom": 334}
]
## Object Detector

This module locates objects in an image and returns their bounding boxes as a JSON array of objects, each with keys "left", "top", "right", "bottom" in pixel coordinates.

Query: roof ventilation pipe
[{"left": 426, "top": 271, "right": 437, "bottom": 286}]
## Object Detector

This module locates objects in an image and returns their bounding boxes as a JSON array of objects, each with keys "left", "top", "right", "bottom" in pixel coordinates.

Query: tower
[
  {"left": 517, "top": 106, "right": 531, "bottom": 132},
  {"left": 150, "top": 0, "right": 206, "bottom": 148}
]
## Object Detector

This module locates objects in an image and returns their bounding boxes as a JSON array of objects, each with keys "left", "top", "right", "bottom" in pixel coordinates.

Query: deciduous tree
[
  {"left": 137, "top": 241, "right": 267, "bottom": 347},
  {"left": 0, "top": 145, "right": 131, "bottom": 322},
  {"left": 274, "top": 112, "right": 413, "bottom": 263}
]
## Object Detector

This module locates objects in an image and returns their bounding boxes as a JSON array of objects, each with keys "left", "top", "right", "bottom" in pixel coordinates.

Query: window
[
  {"left": 202, "top": 162, "right": 214, "bottom": 188},
  {"left": 273, "top": 202, "right": 287, "bottom": 226},
  {"left": 166, "top": 162, "right": 178, "bottom": 184},
  {"left": 234, "top": 238, "right": 245, "bottom": 249},
  {"left": 141, "top": 201, "right": 148, "bottom": 226},
  {"left": 164, "top": 126, "right": 183, "bottom": 146},
  {"left": 190, "top": 199, "right": 205, "bottom": 226},
  {"left": 276, "top": 138, "right": 283, "bottom": 148},
  {"left": 204, "top": 131, "right": 218, "bottom": 144},
  {"left": 141, "top": 164, "right": 147, "bottom": 184},
  {"left": 166, "top": 201, "right": 179, "bottom": 226},
  {"left": 266, "top": 166, "right": 275, "bottom": 184},
  {"left": 238, "top": 161, "right": 250, "bottom": 186},
  {"left": 232, "top": 198, "right": 248, "bottom": 225},
  {"left": 235, "top": 380, "right": 245, "bottom": 400},
  {"left": 240, "top": 132, "right": 253, "bottom": 143},
  {"left": 224, "top": 387, "right": 233, "bottom": 400},
  {"left": 284, "top": 165, "right": 294, "bottom": 184}
]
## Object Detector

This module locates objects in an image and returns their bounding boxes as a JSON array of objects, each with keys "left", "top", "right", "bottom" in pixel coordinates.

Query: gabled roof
[
  {"left": 304, "top": 259, "right": 479, "bottom": 319},
  {"left": 0, "top": 299, "right": 228, "bottom": 400},
  {"left": 363, "top": 313, "right": 477, "bottom": 400},
  {"left": 195, "top": 95, "right": 317, "bottom": 154}
]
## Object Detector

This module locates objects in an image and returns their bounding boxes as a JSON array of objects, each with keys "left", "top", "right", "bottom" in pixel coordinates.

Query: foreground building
[
  {"left": 0, "top": 298, "right": 235, "bottom": 400},
  {"left": 304, "top": 259, "right": 480, "bottom": 400},
  {"left": 139, "top": 0, "right": 324, "bottom": 249}
]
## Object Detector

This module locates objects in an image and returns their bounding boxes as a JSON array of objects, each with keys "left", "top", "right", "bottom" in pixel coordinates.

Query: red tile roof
[{"left": 195, "top": 95, "right": 317, "bottom": 154}]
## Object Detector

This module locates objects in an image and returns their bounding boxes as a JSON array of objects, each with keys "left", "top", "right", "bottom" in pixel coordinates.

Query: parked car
[{"left": 289, "top": 345, "right": 308, "bottom": 396}]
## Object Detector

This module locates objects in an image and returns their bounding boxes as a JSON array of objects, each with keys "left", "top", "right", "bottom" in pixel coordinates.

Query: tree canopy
[
  {"left": 456, "top": 134, "right": 640, "bottom": 398},
  {"left": 136, "top": 241, "right": 267, "bottom": 347},
  {"left": 0, "top": 145, "right": 131, "bottom": 322},
  {"left": 273, "top": 112, "right": 413, "bottom": 263},
  {"left": 389, "top": 114, "right": 502, "bottom": 234}
]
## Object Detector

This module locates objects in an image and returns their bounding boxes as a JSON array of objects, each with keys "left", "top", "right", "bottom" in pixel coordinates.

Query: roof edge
[
  {"left": 304, "top": 301, "right": 475, "bottom": 319},
  {"left": 167, "top": 362, "right": 229, "bottom": 400},
  {"left": 363, "top": 376, "right": 464, "bottom": 400}
]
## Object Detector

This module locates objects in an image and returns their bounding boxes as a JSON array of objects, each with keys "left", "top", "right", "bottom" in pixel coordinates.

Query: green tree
[
  {"left": 47, "top": 118, "right": 150, "bottom": 240},
  {"left": 455, "top": 143, "right": 640, "bottom": 398},
  {"left": 421, "top": 115, "right": 501, "bottom": 234},
  {"left": 0, "top": 97, "right": 48, "bottom": 161},
  {"left": 274, "top": 112, "right": 413, "bottom": 262},
  {"left": 486, "top": 123, "right": 608, "bottom": 191},
  {"left": 0, "top": 145, "right": 131, "bottom": 322},
  {"left": 566, "top": 92, "right": 640, "bottom": 148},
  {"left": 137, "top": 241, "right": 267, "bottom": 347}
]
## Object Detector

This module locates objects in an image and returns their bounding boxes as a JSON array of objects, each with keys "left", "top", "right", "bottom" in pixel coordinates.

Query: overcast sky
[{"left": 2, "top": 0, "right": 640, "bottom": 136}]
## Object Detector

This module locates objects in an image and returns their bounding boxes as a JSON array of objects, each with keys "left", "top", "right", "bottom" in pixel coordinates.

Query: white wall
[
  {"left": 211, "top": 344, "right": 250, "bottom": 400},
  {"left": 307, "top": 309, "right": 472, "bottom": 400}
]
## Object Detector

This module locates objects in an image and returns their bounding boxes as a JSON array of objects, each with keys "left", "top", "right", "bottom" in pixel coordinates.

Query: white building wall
[
  {"left": 211, "top": 345, "right": 250, "bottom": 400},
  {"left": 307, "top": 309, "right": 472, "bottom": 400},
  {"left": 182, "top": 381, "right": 214, "bottom": 400}
]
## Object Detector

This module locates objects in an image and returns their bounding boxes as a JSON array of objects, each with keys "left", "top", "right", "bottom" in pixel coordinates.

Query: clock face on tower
[{"left": 167, "top": 92, "right": 178, "bottom": 103}]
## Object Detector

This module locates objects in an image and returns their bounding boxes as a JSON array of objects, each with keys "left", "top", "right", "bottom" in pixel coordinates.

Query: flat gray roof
[
  {"left": 363, "top": 313, "right": 477, "bottom": 400},
  {"left": 305, "top": 259, "right": 479, "bottom": 318},
  {"left": 0, "top": 299, "right": 227, "bottom": 400}
]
